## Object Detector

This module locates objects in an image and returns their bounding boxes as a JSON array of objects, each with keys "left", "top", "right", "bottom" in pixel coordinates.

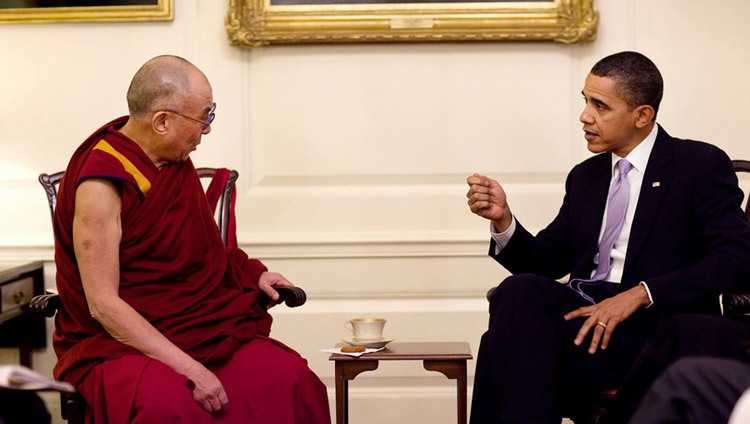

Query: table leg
[
  {"left": 456, "top": 361, "right": 467, "bottom": 424},
  {"left": 423, "top": 360, "right": 468, "bottom": 424},
  {"left": 19, "top": 314, "right": 34, "bottom": 368},
  {"left": 19, "top": 342, "right": 32, "bottom": 368},
  {"left": 335, "top": 360, "right": 379, "bottom": 424}
]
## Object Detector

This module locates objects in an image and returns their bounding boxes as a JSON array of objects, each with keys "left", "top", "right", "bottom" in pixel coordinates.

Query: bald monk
[{"left": 52, "top": 55, "right": 331, "bottom": 423}]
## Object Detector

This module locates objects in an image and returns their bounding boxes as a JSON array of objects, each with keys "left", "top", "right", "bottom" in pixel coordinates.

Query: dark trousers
[
  {"left": 606, "top": 314, "right": 750, "bottom": 424},
  {"left": 629, "top": 357, "right": 750, "bottom": 424},
  {"left": 470, "top": 274, "right": 656, "bottom": 424}
]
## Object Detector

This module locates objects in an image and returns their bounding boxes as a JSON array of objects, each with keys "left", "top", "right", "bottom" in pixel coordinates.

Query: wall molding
[
  {"left": 0, "top": 237, "right": 495, "bottom": 262},
  {"left": 0, "top": 246, "right": 54, "bottom": 262},
  {"left": 239, "top": 237, "right": 491, "bottom": 259}
]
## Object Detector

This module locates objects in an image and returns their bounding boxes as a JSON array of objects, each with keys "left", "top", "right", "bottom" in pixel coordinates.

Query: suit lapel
[
  {"left": 580, "top": 154, "right": 612, "bottom": 242},
  {"left": 624, "top": 127, "right": 674, "bottom": 272},
  {"left": 569, "top": 153, "right": 611, "bottom": 278}
]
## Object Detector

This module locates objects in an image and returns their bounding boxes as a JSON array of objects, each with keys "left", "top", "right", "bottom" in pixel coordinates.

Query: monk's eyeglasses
[{"left": 165, "top": 102, "right": 216, "bottom": 131}]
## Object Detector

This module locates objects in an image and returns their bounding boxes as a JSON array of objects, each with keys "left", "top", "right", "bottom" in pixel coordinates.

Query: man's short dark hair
[{"left": 591, "top": 51, "right": 663, "bottom": 119}]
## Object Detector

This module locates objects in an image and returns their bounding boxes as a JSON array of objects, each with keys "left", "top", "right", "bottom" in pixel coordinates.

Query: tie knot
[{"left": 617, "top": 159, "right": 632, "bottom": 176}]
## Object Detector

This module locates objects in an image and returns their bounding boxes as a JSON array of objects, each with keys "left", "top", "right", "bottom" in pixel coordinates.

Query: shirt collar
[{"left": 611, "top": 124, "right": 658, "bottom": 176}]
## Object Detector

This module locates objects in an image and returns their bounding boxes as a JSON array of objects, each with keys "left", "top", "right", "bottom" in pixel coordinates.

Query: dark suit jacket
[{"left": 491, "top": 125, "right": 750, "bottom": 315}]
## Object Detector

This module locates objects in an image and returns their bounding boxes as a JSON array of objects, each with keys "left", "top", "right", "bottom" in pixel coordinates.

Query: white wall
[{"left": 1, "top": 1, "right": 749, "bottom": 422}]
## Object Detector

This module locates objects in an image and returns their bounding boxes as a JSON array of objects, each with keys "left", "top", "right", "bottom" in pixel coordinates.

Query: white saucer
[{"left": 342, "top": 337, "right": 395, "bottom": 349}]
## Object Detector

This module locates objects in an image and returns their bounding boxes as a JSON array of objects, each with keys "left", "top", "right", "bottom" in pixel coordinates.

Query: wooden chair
[
  {"left": 38, "top": 168, "right": 238, "bottom": 246},
  {"left": 483, "top": 159, "right": 750, "bottom": 423},
  {"left": 721, "top": 159, "right": 750, "bottom": 315},
  {"left": 31, "top": 167, "right": 306, "bottom": 423}
]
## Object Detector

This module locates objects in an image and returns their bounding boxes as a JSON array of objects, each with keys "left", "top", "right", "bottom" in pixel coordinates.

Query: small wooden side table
[
  {"left": 0, "top": 261, "right": 46, "bottom": 368},
  {"left": 329, "top": 341, "right": 472, "bottom": 424}
]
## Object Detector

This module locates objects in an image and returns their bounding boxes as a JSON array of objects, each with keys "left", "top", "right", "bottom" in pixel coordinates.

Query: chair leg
[
  {"left": 60, "top": 392, "right": 87, "bottom": 424},
  {"left": 59, "top": 392, "right": 68, "bottom": 420}
]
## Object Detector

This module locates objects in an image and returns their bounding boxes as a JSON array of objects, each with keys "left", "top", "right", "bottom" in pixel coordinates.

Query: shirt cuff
[
  {"left": 490, "top": 216, "right": 516, "bottom": 256},
  {"left": 639, "top": 281, "right": 654, "bottom": 308}
]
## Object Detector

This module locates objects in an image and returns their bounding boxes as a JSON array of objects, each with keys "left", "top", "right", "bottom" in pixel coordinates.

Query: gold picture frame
[
  {"left": 226, "top": 0, "right": 597, "bottom": 47},
  {"left": 0, "top": 0, "right": 172, "bottom": 24}
]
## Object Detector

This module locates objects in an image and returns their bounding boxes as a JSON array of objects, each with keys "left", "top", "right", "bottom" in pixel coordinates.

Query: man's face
[
  {"left": 579, "top": 73, "right": 643, "bottom": 157},
  {"left": 163, "top": 75, "right": 214, "bottom": 163}
]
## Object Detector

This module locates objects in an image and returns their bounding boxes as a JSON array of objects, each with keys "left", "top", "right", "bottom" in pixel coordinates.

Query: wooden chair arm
[
  {"left": 29, "top": 293, "right": 61, "bottom": 318},
  {"left": 273, "top": 286, "right": 307, "bottom": 308},
  {"left": 31, "top": 288, "right": 308, "bottom": 317},
  {"left": 723, "top": 291, "right": 750, "bottom": 315},
  {"left": 486, "top": 286, "right": 497, "bottom": 302}
]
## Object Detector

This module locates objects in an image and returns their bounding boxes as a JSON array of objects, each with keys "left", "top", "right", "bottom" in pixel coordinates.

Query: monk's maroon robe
[{"left": 52, "top": 117, "right": 330, "bottom": 423}]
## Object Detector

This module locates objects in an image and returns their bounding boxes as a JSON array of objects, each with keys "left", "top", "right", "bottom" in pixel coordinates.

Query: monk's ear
[
  {"left": 151, "top": 112, "right": 169, "bottom": 135},
  {"left": 634, "top": 105, "right": 655, "bottom": 129}
]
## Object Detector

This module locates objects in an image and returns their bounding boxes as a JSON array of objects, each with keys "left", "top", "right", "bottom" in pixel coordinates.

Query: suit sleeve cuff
[
  {"left": 490, "top": 216, "right": 516, "bottom": 255},
  {"left": 639, "top": 281, "right": 654, "bottom": 308}
]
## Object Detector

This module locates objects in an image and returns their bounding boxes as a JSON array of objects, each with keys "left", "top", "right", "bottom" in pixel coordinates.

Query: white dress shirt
[{"left": 491, "top": 125, "right": 659, "bottom": 302}]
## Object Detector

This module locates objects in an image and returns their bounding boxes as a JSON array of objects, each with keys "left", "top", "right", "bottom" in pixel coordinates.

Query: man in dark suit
[
  {"left": 627, "top": 355, "right": 750, "bottom": 423},
  {"left": 466, "top": 51, "right": 750, "bottom": 423},
  {"left": 610, "top": 315, "right": 750, "bottom": 424},
  {"left": 603, "top": 314, "right": 750, "bottom": 424}
]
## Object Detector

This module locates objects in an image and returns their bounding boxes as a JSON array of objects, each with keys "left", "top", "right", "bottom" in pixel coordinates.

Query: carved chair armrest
[
  {"left": 273, "top": 286, "right": 307, "bottom": 308},
  {"left": 486, "top": 286, "right": 497, "bottom": 302},
  {"left": 29, "top": 293, "right": 62, "bottom": 318},
  {"left": 723, "top": 291, "right": 750, "bottom": 315},
  {"left": 61, "top": 392, "right": 86, "bottom": 423},
  {"left": 31, "top": 287, "right": 307, "bottom": 319}
]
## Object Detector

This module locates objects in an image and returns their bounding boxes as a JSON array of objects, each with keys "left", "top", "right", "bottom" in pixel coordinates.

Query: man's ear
[
  {"left": 151, "top": 111, "right": 169, "bottom": 135},
  {"left": 634, "top": 105, "right": 655, "bottom": 129}
]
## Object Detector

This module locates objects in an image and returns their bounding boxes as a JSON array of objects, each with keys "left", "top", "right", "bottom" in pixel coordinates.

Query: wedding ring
[{"left": 596, "top": 321, "right": 607, "bottom": 329}]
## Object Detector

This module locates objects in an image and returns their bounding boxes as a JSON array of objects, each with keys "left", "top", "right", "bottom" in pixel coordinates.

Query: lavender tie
[{"left": 570, "top": 159, "right": 633, "bottom": 303}]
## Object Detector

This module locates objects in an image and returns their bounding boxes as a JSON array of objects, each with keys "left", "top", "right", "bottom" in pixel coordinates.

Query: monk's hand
[
  {"left": 259, "top": 271, "right": 294, "bottom": 308},
  {"left": 466, "top": 174, "right": 513, "bottom": 233},
  {"left": 186, "top": 362, "right": 228, "bottom": 414},
  {"left": 564, "top": 285, "right": 651, "bottom": 354}
]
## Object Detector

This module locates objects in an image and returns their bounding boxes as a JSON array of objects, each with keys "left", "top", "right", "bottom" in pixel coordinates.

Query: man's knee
[
  {"left": 648, "top": 314, "right": 739, "bottom": 355},
  {"left": 231, "top": 340, "right": 325, "bottom": 394},
  {"left": 134, "top": 396, "right": 201, "bottom": 422},
  {"left": 490, "top": 273, "right": 557, "bottom": 310},
  {"left": 652, "top": 315, "right": 711, "bottom": 336},
  {"left": 667, "top": 357, "right": 750, "bottom": 386},
  {"left": 660, "top": 357, "right": 709, "bottom": 388},
  {"left": 273, "top": 353, "right": 323, "bottom": 389},
  {"left": 131, "top": 360, "right": 203, "bottom": 421}
]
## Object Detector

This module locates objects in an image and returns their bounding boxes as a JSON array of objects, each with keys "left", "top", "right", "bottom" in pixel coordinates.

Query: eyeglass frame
[{"left": 162, "top": 102, "right": 216, "bottom": 131}]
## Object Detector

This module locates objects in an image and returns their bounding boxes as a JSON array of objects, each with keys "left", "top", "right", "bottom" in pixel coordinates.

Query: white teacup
[{"left": 346, "top": 318, "right": 386, "bottom": 341}]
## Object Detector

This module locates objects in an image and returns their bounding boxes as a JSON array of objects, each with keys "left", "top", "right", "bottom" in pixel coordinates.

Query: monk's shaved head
[{"left": 126, "top": 55, "right": 205, "bottom": 118}]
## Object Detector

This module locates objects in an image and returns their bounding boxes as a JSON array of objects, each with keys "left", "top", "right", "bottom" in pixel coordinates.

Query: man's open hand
[{"left": 564, "top": 285, "right": 650, "bottom": 354}]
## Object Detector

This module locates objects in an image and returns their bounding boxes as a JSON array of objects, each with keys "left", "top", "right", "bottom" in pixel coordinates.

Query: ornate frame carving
[
  {"left": 0, "top": 0, "right": 172, "bottom": 24},
  {"left": 226, "top": 0, "right": 597, "bottom": 47}
]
